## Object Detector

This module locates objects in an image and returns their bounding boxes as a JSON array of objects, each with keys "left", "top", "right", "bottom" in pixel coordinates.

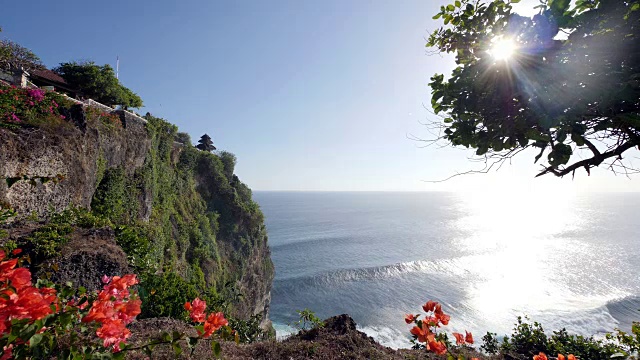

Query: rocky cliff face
[
  {"left": 0, "top": 109, "right": 274, "bottom": 329},
  {"left": 0, "top": 111, "right": 149, "bottom": 219}
]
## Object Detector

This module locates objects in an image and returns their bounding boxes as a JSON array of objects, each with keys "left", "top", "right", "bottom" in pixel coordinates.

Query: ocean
[{"left": 253, "top": 191, "right": 640, "bottom": 349}]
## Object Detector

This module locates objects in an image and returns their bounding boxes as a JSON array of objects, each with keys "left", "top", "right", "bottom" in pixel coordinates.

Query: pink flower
[{"left": 26, "top": 89, "right": 45, "bottom": 102}]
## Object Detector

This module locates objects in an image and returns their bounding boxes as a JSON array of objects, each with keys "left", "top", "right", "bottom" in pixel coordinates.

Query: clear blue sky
[{"left": 2, "top": 1, "right": 638, "bottom": 192}]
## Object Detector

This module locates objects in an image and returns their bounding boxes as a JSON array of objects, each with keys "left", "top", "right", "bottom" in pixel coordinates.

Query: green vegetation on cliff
[{"left": 0, "top": 84, "right": 274, "bottom": 343}]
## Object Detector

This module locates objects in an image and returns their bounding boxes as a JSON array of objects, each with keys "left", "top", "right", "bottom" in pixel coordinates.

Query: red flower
[
  {"left": 422, "top": 300, "right": 437, "bottom": 312},
  {"left": 465, "top": 330, "right": 474, "bottom": 344},
  {"left": 185, "top": 298, "right": 207, "bottom": 323},
  {"left": 453, "top": 332, "right": 465, "bottom": 344},
  {"left": 404, "top": 313, "right": 416, "bottom": 324},
  {"left": 427, "top": 340, "right": 447, "bottom": 355},
  {"left": 410, "top": 322, "right": 432, "bottom": 343},
  {"left": 435, "top": 312, "right": 450, "bottom": 326},
  {"left": 96, "top": 319, "right": 131, "bottom": 352},
  {"left": 200, "top": 312, "right": 228, "bottom": 338},
  {"left": 533, "top": 353, "right": 548, "bottom": 360},
  {"left": 558, "top": 355, "right": 565, "bottom": 360}
]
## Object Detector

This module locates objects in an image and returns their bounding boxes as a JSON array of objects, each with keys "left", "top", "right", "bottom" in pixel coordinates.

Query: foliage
[
  {"left": 0, "top": 207, "right": 15, "bottom": 224},
  {"left": 427, "top": 0, "right": 640, "bottom": 178},
  {"left": 23, "top": 223, "right": 73, "bottom": 261},
  {"left": 0, "top": 85, "right": 72, "bottom": 129},
  {"left": 54, "top": 61, "right": 143, "bottom": 108},
  {"left": 481, "top": 331, "right": 500, "bottom": 355},
  {"left": 0, "top": 39, "right": 44, "bottom": 72},
  {"left": 495, "top": 316, "right": 622, "bottom": 359},
  {"left": 609, "top": 322, "right": 640, "bottom": 356},
  {"left": 291, "top": 308, "right": 325, "bottom": 331},
  {"left": 114, "top": 225, "right": 152, "bottom": 271},
  {"left": 138, "top": 271, "right": 199, "bottom": 320},
  {"left": 84, "top": 105, "right": 122, "bottom": 130},
  {"left": 196, "top": 133, "right": 217, "bottom": 152},
  {"left": 175, "top": 131, "right": 192, "bottom": 145},
  {"left": 49, "top": 206, "right": 110, "bottom": 229},
  {"left": 228, "top": 314, "right": 267, "bottom": 343},
  {"left": 91, "top": 167, "right": 139, "bottom": 224},
  {"left": 218, "top": 150, "right": 237, "bottom": 179}
]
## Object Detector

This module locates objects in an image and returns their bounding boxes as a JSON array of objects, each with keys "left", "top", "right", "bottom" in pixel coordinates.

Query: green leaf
[
  {"left": 29, "top": 333, "right": 43, "bottom": 347},
  {"left": 455, "top": 1, "right": 461, "bottom": 7},
  {"left": 433, "top": 13, "right": 442, "bottom": 19},
  {"left": 447, "top": 4, "right": 455, "bottom": 11},
  {"left": 212, "top": 341, "right": 222, "bottom": 358},
  {"left": 161, "top": 331, "right": 172, "bottom": 342},
  {"left": 173, "top": 342, "right": 183, "bottom": 356}
]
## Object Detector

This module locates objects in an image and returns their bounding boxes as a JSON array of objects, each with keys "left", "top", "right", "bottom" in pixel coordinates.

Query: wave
[
  {"left": 273, "top": 257, "right": 472, "bottom": 293},
  {"left": 270, "top": 235, "right": 352, "bottom": 251},
  {"left": 606, "top": 295, "right": 640, "bottom": 332}
]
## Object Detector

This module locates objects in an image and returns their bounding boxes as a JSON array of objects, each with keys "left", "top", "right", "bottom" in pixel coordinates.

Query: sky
[{"left": 1, "top": 0, "right": 638, "bottom": 192}]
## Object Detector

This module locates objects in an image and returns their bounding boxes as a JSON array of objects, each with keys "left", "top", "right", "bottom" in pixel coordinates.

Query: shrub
[
  {"left": 497, "top": 317, "right": 623, "bottom": 360},
  {"left": 0, "top": 85, "right": 72, "bottom": 129},
  {"left": 24, "top": 223, "right": 72, "bottom": 261},
  {"left": 138, "top": 271, "right": 199, "bottom": 319}
]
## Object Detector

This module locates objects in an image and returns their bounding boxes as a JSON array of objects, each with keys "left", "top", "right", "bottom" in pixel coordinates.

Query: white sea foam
[
  {"left": 273, "top": 323, "right": 297, "bottom": 340},
  {"left": 357, "top": 325, "right": 412, "bottom": 349}
]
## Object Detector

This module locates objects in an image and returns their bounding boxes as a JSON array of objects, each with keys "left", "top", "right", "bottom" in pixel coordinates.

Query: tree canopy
[
  {"left": 427, "top": 0, "right": 640, "bottom": 178},
  {"left": 0, "top": 39, "right": 44, "bottom": 73},
  {"left": 54, "top": 61, "right": 143, "bottom": 108},
  {"left": 196, "top": 134, "right": 217, "bottom": 152}
]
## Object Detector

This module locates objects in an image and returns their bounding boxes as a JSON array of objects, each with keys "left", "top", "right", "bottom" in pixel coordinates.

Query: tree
[
  {"left": 54, "top": 61, "right": 143, "bottom": 108},
  {"left": 0, "top": 39, "right": 44, "bottom": 72},
  {"left": 196, "top": 134, "right": 217, "bottom": 152},
  {"left": 426, "top": 0, "right": 640, "bottom": 178}
]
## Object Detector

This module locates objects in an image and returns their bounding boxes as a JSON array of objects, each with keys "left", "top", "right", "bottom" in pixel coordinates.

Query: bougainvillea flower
[
  {"left": 404, "top": 313, "right": 416, "bottom": 324},
  {"left": 11, "top": 249, "right": 21, "bottom": 256},
  {"left": 200, "top": 312, "right": 228, "bottom": 338},
  {"left": 96, "top": 319, "right": 131, "bottom": 352},
  {"left": 436, "top": 312, "right": 450, "bottom": 325},
  {"left": 427, "top": 340, "right": 447, "bottom": 355},
  {"left": 8, "top": 268, "right": 32, "bottom": 290},
  {"left": 410, "top": 322, "right": 432, "bottom": 343},
  {"left": 533, "top": 353, "right": 548, "bottom": 360},
  {"left": 567, "top": 355, "right": 576, "bottom": 360},
  {"left": 465, "top": 330, "right": 473, "bottom": 344},
  {"left": 184, "top": 298, "right": 207, "bottom": 323},
  {"left": 423, "top": 315, "right": 439, "bottom": 327},
  {"left": 422, "top": 300, "right": 437, "bottom": 312},
  {"left": 453, "top": 332, "right": 465, "bottom": 344}
]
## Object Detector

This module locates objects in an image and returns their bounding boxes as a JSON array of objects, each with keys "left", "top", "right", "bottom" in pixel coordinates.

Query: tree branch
[{"left": 536, "top": 140, "right": 638, "bottom": 177}]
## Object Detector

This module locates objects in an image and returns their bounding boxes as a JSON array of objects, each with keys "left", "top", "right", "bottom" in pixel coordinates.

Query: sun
[{"left": 489, "top": 37, "right": 517, "bottom": 61}]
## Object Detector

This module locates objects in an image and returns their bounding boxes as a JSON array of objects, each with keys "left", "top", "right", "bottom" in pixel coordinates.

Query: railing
[{"left": 59, "top": 95, "right": 148, "bottom": 125}]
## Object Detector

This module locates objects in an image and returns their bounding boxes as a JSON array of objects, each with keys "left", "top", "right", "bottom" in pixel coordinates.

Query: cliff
[{"left": 0, "top": 99, "right": 274, "bottom": 332}]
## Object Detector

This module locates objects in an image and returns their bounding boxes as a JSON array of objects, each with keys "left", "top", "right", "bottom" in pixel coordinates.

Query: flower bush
[
  {"left": 0, "top": 247, "right": 230, "bottom": 359},
  {"left": 405, "top": 299, "right": 478, "bottom": 359},
  {"left": 0, "top": 85, "right": 70, "bottom": 129},
  {"left": 84, "top": 105, "right": 122, "bottom": 129}
]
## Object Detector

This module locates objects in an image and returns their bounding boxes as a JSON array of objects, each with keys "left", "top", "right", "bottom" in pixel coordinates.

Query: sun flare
[{"left": 489, "top": 38, "right": 517, "bottom": 61}]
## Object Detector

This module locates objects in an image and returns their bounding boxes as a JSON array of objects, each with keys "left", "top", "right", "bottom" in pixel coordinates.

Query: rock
[{"left": 45, "top": 227, "right": 130, "bottom": 292}]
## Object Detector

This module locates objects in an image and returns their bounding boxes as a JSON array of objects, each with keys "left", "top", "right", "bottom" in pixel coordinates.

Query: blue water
[{"left": 254, "top": 191, "right": 640, "bottom": 348}]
